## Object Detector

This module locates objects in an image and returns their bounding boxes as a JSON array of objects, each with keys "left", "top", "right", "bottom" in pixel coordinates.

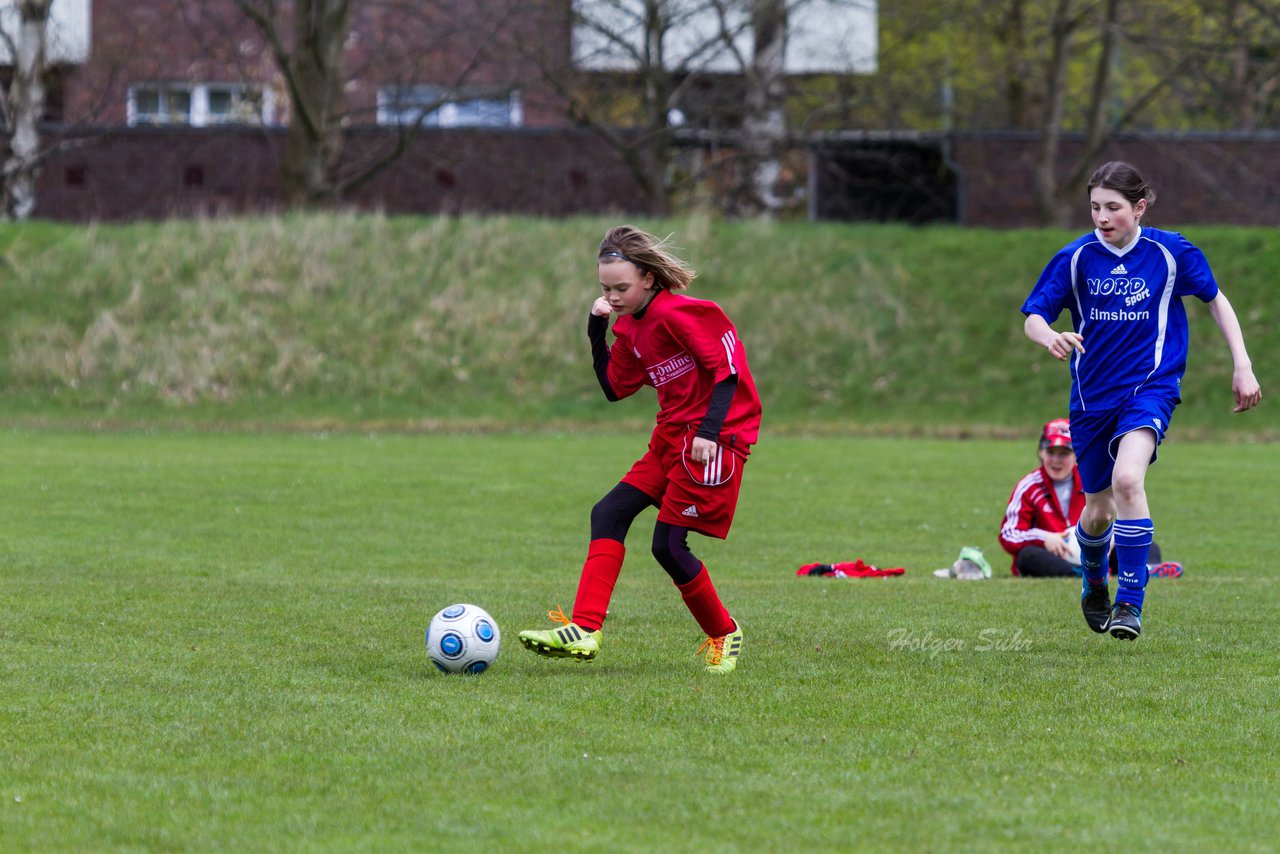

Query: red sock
[
  {"left": 676, "top": 565, "right": 735, "bottom": 638},
  {"left": 571, "top": 539, "right": 626, "bottom": 631}
]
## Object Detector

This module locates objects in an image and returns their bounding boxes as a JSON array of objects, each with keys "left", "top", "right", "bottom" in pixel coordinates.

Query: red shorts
[{"left": 621, "top": 425, "right": 749, "bottom": 540}]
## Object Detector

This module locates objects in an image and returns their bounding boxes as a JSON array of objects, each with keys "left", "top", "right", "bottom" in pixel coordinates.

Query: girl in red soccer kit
[
  {"left": 518, "top": 226, "right": 762, "bottom": 674},
  {"left": 997, "top": 417, "right": 1178, "bottom": 578}
]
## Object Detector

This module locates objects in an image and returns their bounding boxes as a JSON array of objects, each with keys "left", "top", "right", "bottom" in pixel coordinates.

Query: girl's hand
[
  {"left": 591, "top": 297, "right": 614, "bottom": 317},
  {"left": 1232, "top": 366, "right": 1262, "bottom": 413},
  {"left": 1044, "top": 532, "right": 1071, "bottom": 559},
  {"left": 1047, "top": 332, "right": 1085, "bottom": 361},
  {"left": 689, "top": 436, "right": 717, "bottom": 465}
]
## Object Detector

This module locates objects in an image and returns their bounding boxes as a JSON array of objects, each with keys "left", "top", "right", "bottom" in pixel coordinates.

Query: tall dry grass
[{"left": 2, "top": 213, "right": 1275, "bottom": 434}]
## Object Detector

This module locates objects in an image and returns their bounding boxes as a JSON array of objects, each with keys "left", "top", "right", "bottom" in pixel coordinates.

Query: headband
[{"left": 599, "top": 250, "right": 640, "bottom": 266}]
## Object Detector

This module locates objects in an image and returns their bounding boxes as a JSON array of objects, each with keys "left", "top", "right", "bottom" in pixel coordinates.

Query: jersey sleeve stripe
[
  {"left": 721, "top": 330, "right": 738, "bottom": 375},
  {"left": 1001, "top": 472, "right": 1044, "bottom": 543}
]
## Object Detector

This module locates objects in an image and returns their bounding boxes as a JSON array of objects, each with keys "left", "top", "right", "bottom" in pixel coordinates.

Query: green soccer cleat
[
  {"left": 518, "top": 607, "right": 602, "bottom": 661},
  {"left": 699, "top": 621, "right": 743, "bottom": 675}
]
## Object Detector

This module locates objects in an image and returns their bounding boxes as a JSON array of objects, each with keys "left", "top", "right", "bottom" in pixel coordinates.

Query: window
[
  {"left": 572, "top": 0, "right": 878, "bottom": 74},
  {"left": 128, "top": 83, "right": 273, "bottom": 127},
  {"left": 377, "top": 86, "right": 522, "bottom": 128},
  {"left": 130, "top": 85, "right": 192, "bottom": 125},
  {"left": 203, "top": 85, "right": 268, "bottom": 125}
]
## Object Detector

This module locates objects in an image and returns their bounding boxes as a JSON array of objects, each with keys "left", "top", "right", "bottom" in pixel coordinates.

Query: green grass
[
  {"left": 4, "top": 429, "right": 1278, "bottom": 851},
  {"left": 2, "top": 211, "right": 1274, "bottom": 848},
  {"left": 2, "top": 214, "right": 1275, "bottom": 436}
]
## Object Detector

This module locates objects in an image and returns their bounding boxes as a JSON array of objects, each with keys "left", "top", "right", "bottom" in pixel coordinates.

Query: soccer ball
[
  {"left": 1062, "top": 525, "right": 1082, "bottom": 565},
  {"left": 425, "top": 603, "right": 501, "bottom": 675}
]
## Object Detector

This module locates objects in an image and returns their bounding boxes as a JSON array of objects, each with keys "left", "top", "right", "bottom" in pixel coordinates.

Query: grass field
[{"left": 3, "top": 429, "right": 1277, "bottom": 851}]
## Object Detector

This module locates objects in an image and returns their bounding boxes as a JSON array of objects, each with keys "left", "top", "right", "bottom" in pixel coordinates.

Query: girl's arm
[
  {"left": 587, "top": 311, "right": 620, "bottom": 401},
  {"left": 689, "top": 376, "right": 737, "bottom": 464},
  {"left": 1206, "top": 292, "right": 1262, "bottom": 413},
  {"left": 998, "top": 481, "right": 1064, "bottom": 557},
  {"left": 1024, "top": 313, "right": 1084, "bottom": 361}
]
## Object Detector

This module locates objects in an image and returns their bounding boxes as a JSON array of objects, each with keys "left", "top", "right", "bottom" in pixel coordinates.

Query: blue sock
[
  {"left": 1114, "top": 518, "right": 1153, "bottom": 610},
  {"left": 1076, "top": 523, "right": 1113, "bottom": 585}
]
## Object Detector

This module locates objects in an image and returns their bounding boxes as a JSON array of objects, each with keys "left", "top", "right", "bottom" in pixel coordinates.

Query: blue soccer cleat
[
  {"left": 1109, "top": 602, "right": 1142, "bottom": 640},
  {"left": 1081, "top": 578, "right": 1112, "bottom": 634}
]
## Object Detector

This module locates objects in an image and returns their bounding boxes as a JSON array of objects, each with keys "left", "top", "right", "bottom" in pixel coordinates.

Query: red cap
[{"left": 1040, "top": 418, "right": 1072, "bottom": 449}]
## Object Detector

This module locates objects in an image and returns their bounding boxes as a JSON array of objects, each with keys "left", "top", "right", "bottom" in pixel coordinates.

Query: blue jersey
[{"left": 1022, "top": 226, "right": 1219, "bottom": 411}]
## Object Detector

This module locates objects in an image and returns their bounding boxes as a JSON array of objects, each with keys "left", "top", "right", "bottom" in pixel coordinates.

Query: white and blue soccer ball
[
  {"left": 425, "top": 603, "right": 501, "bottom": 675},
  {"left": 1062, "top": 525, "right": 1083, "bottom": 565}
]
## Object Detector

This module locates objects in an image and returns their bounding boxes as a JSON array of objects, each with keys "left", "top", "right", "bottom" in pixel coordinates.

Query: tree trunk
[
  {"left": 1057, "top": 0, "right": 1120, "bottom": 208},
  {"left": 639, "top": 0, "right": 673, "bottom": 215},
  {"left": 282, "top": 0, "right": 351, "bottom": 206},
  {"left": 736, "top": 0, "right": 788, "bottom": 217},
  {"left": 995, "top": 0, "right": 1030, "bottom": 128},
  {"left": 1, "top": 0, "right": 52, "bottom": 221},
  {"left": 1224, "top": 0, "right": 1255, "bottom": 130},
  {"left": 1034, "top": 0, "right": 1074, "bottom": 227},
  {"left": 1034, "top": 0, "right": 1125, "bottom": 225}
]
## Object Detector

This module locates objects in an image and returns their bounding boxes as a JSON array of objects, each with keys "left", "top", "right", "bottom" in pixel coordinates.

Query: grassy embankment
[{"left": 2, "top": 214, "right": 1274, "bottom": 437}]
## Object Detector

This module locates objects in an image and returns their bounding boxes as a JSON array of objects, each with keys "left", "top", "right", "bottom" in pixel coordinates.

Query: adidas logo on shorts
[
  {"left": 1110, "top": 263, "right": 1128, "bottom": 275},
  {"left": 682, "top": 505, "right": 699, "bottom": 518}
]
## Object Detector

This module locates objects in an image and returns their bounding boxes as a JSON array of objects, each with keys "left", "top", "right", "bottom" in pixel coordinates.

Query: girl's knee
[
  {"left": 589, "top": 498, "right": 614, "bottom": 531},
  {"left": 650, "top": 527, "right": 672, "bottom": 563},
  {"left": 590, "top": 484, "right": 651, "bottom": 541},
  {"left": 1111, "top": 468, "right": 1147, "bottom": 502},
  {"left": 1080, "top": 502, "right": 1115, "bottom": 535},
  {"left": 651, "top": 523, "right": 701, "bottom": 584}
]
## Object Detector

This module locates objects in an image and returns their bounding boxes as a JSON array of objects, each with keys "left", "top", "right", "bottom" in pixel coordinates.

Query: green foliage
[
  {"left": 2, "top": 214, "right": 1273, "bottom": 436},
  {"left": 3, "top": 431, "right": 1278, "bottom": 849},
  {"left": 795, "top": 0, "right": 1280, "bottom": 133}
]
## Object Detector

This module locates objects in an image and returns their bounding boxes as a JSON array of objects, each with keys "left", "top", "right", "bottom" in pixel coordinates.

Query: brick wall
[
  {"left": 25, "top": 127, "right": 1280, "bottom": 224},
  {"left": 951, "top": 132, "right": 1280, "bottom": 228},
  {"left": 32, "top": 126, "right": 645, "bottom": 221}
]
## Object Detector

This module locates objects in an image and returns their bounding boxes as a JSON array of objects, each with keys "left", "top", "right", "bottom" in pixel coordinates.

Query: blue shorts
[{"left": 1070, "top": 395, "right": 1177, "bottom": 494}]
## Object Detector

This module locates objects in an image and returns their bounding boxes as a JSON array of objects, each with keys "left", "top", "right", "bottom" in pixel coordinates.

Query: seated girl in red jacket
[{"left": 998, "top": 419, "right": 1182, "bottom": 578}]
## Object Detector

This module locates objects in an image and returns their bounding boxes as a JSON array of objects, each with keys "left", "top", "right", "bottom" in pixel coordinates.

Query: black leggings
[
  {"left": 589, "top": 482, "right": 703, "bottom": 584},
  {"left": 590, "top": 482, "right": 655, "bottom": 541},
  {"left": 650, "top": 521, "right": 703, "bottom": 585},
  {"left": 1016, "top": 542, "right": 1163, "bottom": 578}
]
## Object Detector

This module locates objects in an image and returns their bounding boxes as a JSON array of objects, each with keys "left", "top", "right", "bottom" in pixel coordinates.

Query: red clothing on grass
[{"left": 998, "top": 465, "right": 1086, "bottom": 575}]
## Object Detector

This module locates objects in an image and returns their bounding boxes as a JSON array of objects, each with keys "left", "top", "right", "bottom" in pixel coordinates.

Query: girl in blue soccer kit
[{"left": 1022, "top": 161, "right": 1262, "bottom": 639}]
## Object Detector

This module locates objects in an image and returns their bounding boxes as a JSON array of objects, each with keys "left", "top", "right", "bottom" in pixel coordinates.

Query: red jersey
[
  {"left": 997, "top": 464, "right": 1086, "bottom": 574},
  {"left": 607, "top": 289, "right": 761, "bottom": 453}
]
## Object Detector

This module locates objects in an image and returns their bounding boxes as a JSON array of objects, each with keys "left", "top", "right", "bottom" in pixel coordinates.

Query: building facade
[
  {"left": 5, "top": 1, "right": 1277, "bottom": 224},
  {"left": 38, "top": 0, "right": 570, "bottom": 130},
  {"left": 7, "top": 0, "right": 652, "bottom": 220}
]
